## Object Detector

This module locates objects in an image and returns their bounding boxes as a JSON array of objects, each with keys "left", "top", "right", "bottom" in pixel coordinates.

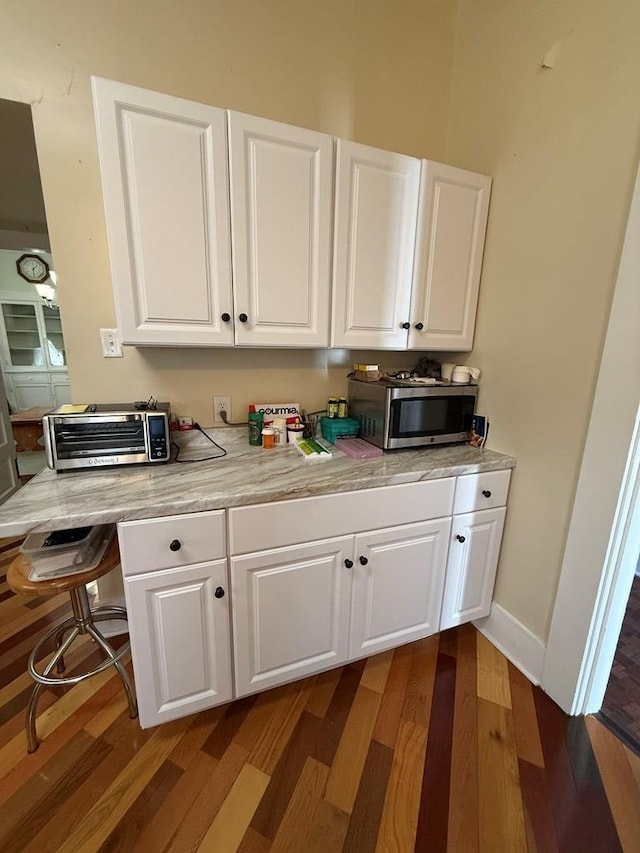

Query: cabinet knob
[
  {"left": 344, "top": 559, "right": 353, "bottom": 569},
  {"left": 238, "top": 313, "right": 248, "bottom": 323},
  {"left": 221, "top": 312, "right": 231, "bottom": 322},
  {"left": 414, "top": 322, "right": 424, "bottom": 331},
  {"left": 359, "top": 555, "right": 369, "bottom": 566},
  {"left": 482, "top": 490, "right": 492, "bottom": 498},
  {"left": 169, "top": 539, "right": 182, "bottom": 552},
  {"left": 401, "top": 322, "right": 411, "bottom": 330},
  {"left": 214, "top": 586, "right": 225, "bottom": 598},
  {"left": 456, "top": 534, "right": 466, "bottom": 543}
]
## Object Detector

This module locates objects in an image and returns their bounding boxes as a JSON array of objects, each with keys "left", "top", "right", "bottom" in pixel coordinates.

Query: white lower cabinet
[
  {"left": 350, "top": 519, "right": 451, "bottom": 659},
  {"left": 124, "top": 560, "right": 233, "bottom": 727},
  {"left": 232, "top": 517, "right": 452, "bottom": 697},
  {"left": 231, "top": 536, "right": 353, "bottom": 697},
  {"left": 117, "top": 471, "right": 511, "bottom": 727},
  {"left": 440, "top": 506, "right": 507, "bottom": 630}
]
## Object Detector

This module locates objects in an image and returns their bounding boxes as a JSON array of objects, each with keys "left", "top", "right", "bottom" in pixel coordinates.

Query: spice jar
[{"left": 261, "top": 427, "right": 275, "bottom": 449}]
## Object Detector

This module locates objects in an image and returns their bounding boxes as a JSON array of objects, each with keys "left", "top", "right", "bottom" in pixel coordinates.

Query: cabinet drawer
[
  {"left": 453, "top": 470, "right": 511, "bottom": 515},
  {"left": 118, "top": 510, "right": 226, "bottom": 577},
  {"left": 11, "top": 372, "right": 50, "bottom": 384},
  {"left": 229, "top": 478, "right": 454, "bottom": 555}
]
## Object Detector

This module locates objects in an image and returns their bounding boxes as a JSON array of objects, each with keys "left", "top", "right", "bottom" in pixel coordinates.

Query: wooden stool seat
[
  {"left": 8, "top": 536, "right": 121, "bottom": 597},
  {"left": 8, "top": 533, "right": 137, "bottom": 752}
]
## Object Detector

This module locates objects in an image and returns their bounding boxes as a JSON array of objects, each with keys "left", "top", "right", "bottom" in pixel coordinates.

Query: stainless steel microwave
[
  {"left": 43, "top": 402, "right": 171, "bottom": 471},
  {"left": 348, "top": 378, "right": 477, "bottom": 450}
]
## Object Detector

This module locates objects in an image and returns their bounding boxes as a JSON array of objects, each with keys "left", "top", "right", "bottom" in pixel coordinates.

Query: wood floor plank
[
  {"left": 401, "top": 635, "right": 439, "bottom": 727},
  {"left": 163, "top": 741, "right": 249, "bottom": 852},
  {"left": 270, "top": 756, "right": 329, "bottom": 852},
  {"left": 517, "top": 758, "right": 560, "bottom": 853},
  {"left": 237, "top": 827, "right": 272, "bottom": 853},
  {"left": 169, "top": 703, "right": 227, "bottom": 770},
  {"left": 304, "top": 799, "right": 350, "bottom": 853},
  {"left": 99, "top": 757, "right": 183, "bottom": 852},
  {"left": 372, "top": 643, "right": 414, "bottom": 749},
  {"left": 508, "top": 660, "right": 545, "bottom": 767},
  {"left": 249, "top": 678, "right": 314, "bottom": 775},
  {"left": 0, "top": 729, "right": 100, "bottom": 851},
  {"left": 360, "top": 649, "right": 394, "bottom": 695},
  {"left": 197, "top": 762, "right": 270, "bottom": 852},
  {"left": 305, "top": 666, "right": 342, "bottom": 718},
  {"left": 251, "top": 711, "right": 322, "bottom": 839},
  {"left": 130, "top": 749, "right": 219, "bottom": 853},
  {"left": 234, "top": 683, "right": 292, "bottom": 752},
  {"left": 415, "top": 651, "right": 457, "bottom": 853},
  {"left": 375, "top": 719, "right": 429, "bottom": 852},
  {"left": 342, "top": 738, "right": 394, "bottom": 853},
  {"left": 477, "top": 697, "right": 527, "bottom": 852},
  {"left": 446, "top": 622, "right": 479, "bottom": 853},
  {"left": 311, "top": 660, "right": 366, "bottom": 767},
  {"left": 586, "top": 715, "right": 640, "bottom": 852},
  {"left": 476, "top": 632, "right": 512, "bottom": 709},
  {"left": 56, "top": 719, "right": 187, "bottom": 852},
  {"left": 325, "top": 684, "right": 382, "bottom": 814}
]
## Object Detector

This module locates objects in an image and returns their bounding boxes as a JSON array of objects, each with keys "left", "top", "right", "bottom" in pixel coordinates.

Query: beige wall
[
  {"left": 446, "top": 0, "right": 640, "bottom": 639},
  {"left": 0, "top": 0, "right": 457, "bottom": 423}
]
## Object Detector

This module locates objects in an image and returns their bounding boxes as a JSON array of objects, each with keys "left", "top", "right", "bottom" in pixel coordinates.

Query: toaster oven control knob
[
  {"left": 214, "top": 586, "right": 225, "bottom": 598},
  {"left": 456, "top": 534, "right": 466, "bottom": 543},
  {"left": 414, "top": 322, "right": 424, "bottom": 330},
  {"left": 169, "top": 539, "right": 182, "bottom": 552},
  {"left": 344, "top": 559, "right": 353, "bottom": 569},
  {"left": 482, "top": 490, "right": 492, "bottom": 498},
  {"left": 359, "top": 555, "right": 369, "bottom": 566},
  {"left": 221, "top": 312, "right": 231, "bottom": 322},
  {"left": 401, "top": 322, "right": 411, "bottom": 330},
  {"left": 239, "top": 313, "right": 248, "bottom": 323}
]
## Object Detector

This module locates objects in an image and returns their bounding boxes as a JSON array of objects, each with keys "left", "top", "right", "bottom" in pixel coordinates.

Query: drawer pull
[
  {"left": 482, "top": 490, "right": 492, "bottom": 498},
  {"left": 456, "top": 534, "right": 466, "bottom": 543},
  {"left": 344, "top": 559, "right": 353, "bottom": 569},
  {"left": 359, "top": 555, "right": 369, "bottom": 566},
  {"left": 169, "top": 539, "right": 182, "bottom": 552},
  {"left": 214, "top": 586, "right": 225, "bottom": 599}
]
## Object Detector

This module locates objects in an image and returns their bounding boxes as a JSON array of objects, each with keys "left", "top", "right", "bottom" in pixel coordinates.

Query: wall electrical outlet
[
  {"left": 100, "top": 328, "right": 123, "bottom": 358},
  {"left": 213, "top": 396, "right": 231, "bottom": 423}
]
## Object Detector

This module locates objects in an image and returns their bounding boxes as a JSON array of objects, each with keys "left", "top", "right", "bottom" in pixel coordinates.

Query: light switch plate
[{"left": 100, "top": 328, "right": 122, "bottom": 357}]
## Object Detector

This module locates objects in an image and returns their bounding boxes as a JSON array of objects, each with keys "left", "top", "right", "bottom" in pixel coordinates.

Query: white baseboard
[{"left": 473, "top": 602, "right": 546, "bottom": 684}]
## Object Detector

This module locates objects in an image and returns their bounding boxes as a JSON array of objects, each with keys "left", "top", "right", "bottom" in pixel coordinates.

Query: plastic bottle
[
  {"left": 261, "top": 427, "right": 275, "bottom": 449},
  {"left": 248, "top": 411, "right": 263, "bottom": 446}
]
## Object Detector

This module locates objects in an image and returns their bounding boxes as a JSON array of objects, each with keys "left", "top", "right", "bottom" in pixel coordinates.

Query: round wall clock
[{"left": 16, "top": 253, "right": 50, "bottom": 284}]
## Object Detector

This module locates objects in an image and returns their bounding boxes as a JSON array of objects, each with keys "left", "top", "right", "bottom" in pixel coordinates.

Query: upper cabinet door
[
  {"left": 92, "top": 77, "right": 234, "bottom": 346},
  {"left": 228, "top": 112, "right": 333, "bottom": 347},
  {"left": 409, "top": 162, "right": 491, "bottom": 352},
  {"left": 332, "top": 141, "right": 421, "bottom": 349}
]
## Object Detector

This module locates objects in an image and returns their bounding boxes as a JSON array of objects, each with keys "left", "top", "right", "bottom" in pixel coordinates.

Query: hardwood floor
[{"left": 1, "top": 535, "right": 640, "bottom": 852}]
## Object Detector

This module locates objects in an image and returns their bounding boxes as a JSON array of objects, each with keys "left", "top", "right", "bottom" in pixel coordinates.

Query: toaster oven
[{"left": 42, "top": 402, "right": 171, "bottom": 471}]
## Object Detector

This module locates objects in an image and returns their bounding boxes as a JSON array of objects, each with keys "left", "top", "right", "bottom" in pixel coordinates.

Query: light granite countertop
[{"left": 0, "top": 428, "right": 516, "bottom": 537}]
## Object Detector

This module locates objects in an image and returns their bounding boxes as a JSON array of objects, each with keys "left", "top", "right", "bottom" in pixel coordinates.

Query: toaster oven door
[{"left": 46, "top": 414, "right": 149, "bottom": 469}]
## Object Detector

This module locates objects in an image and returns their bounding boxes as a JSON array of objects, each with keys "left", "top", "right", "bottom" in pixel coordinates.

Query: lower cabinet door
[
  {"left": 350, "top": 518, "right": 451, "bottom": 659},
  {"left": 124, "top": 560, "right": 233, "bottom": 727},
  {"left": 440, "top": 506, "right": 506, "bottom": 630},
  {"left": 231, "top": 536, "right": 354, "bottom": 697}
]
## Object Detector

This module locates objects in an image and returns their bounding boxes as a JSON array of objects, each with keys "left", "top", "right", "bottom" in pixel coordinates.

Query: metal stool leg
[
  {"left": 26, "top": 626, "right": 79, "bottom": 753},
  {"left": 53, "top": 618, "right": 76, "bottom": 674},
  {"left": 86, "top": 624, "right": 138, "bottom": 720}
]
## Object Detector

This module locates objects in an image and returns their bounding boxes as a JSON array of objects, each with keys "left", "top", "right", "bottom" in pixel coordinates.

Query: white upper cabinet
[
  {"left": 409, "top": 162, "right": 491, "bottom": 351},
  {"left": 331, "top": 140, "right": 421, "bottom": 349},
  {"left": 228, "top": 113, "right": 334, "bottom": 347},
  {"left": 92, "top": 77, "right": 234, "bottom": 346}
]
